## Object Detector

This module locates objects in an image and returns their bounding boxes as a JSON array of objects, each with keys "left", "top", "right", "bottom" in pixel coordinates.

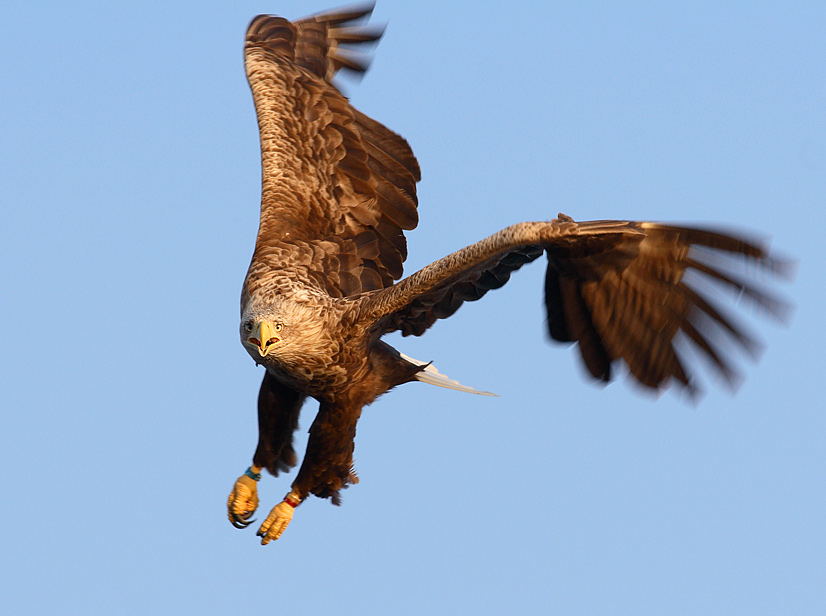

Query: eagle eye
[
  {"left": 275, "top": 323, "right": 283, "bottom": 332},
  {"left": 242, "top": 320, "right": 253, "bottom": 334}
]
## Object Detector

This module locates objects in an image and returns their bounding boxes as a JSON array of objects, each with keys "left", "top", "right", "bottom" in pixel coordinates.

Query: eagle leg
[
  {"left": 257, "top": 490, "right": 302, "bottom": 545},
  {"left": 227, "top": 472, "right": 259, "bottom": 529}
]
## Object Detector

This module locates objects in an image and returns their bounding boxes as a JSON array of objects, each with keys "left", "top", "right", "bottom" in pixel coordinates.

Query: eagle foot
[
  {"left": 227, "top": 474, "right": 259, "bottom": 529},
  {"left": 256, "top": 491, "right": 301, "bottom": 545}
]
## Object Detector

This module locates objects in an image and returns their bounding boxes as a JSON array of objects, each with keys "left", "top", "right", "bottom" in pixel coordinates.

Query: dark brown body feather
[
  {"left": 253, "top": 371, "right": 304, "bottom": 477},
  {"left": 238, "top": 6, "right": 789, "bottom": 506}
]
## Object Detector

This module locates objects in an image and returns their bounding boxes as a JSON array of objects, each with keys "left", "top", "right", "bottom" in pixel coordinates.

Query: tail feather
[{"left": 398, "top": 352, "right": 497, "bottom": 396}]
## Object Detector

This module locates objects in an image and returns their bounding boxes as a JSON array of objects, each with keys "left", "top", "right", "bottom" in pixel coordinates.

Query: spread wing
[
  {"left": 242, "top": 5, "right": 421, "bottom": 302},
  {"left": 365, "top": 216, "right": 790, "bottom": 397}
]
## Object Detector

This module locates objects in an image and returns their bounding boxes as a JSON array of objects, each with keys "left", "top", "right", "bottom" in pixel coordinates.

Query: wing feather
[
  {"left": 242, "top": 6, "right": 421, "bottom": 303},
  {"left": 363, "top": 217, "right": 789, "bottom": 396}
]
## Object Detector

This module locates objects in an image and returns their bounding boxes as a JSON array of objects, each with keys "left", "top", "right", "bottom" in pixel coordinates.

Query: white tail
[{"left": 398, "top": 352, "right": 497, "bottom": 397}]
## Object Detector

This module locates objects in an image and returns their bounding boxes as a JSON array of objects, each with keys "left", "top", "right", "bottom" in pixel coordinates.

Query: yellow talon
[
  {"left": 227, "top": 474, "right": 259, "bottom": 528},
  {"left": 257, "top": 491, "right": 301, "bottom": 544}
]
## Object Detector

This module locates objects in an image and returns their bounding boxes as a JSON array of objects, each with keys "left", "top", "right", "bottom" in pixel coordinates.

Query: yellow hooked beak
[{"left": 248, "top": 321, "right": 280, "bottom": 357}]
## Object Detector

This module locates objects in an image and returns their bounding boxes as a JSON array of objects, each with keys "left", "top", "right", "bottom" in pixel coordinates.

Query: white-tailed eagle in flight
[{"left": 226, "top": 4, "right": 790, "bottom": 544}]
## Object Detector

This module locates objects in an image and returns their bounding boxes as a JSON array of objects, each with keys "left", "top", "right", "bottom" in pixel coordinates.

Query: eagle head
[
  {"left": 241, "top": 314, "right": 285, "bottom": 359},
  {"left": 239, "top": 294, "right": 333, "bottom": 375}
]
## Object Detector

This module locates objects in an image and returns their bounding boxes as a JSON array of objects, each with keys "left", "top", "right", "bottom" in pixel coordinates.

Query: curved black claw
[{"left": 230, "top": 512, "right": 255, "bottom": 529}]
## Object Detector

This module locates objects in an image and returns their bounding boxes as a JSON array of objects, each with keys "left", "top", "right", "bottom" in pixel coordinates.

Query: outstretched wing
[
  {"left": 243, "top": 5, "right": 421, "bottom": 302},
  {"left": 378, "top": 244, "right": 546, "bottom": 336},
  {"left": 365, "top": 216, "right": 790, "bottom": 397}
]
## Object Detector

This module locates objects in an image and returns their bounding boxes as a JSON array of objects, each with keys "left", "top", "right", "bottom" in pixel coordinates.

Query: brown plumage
[{"left": 227, "top": 5, "right": 790, "bottom": 543}]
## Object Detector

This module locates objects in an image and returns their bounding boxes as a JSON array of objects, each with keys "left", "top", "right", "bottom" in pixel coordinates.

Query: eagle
[{"left": 226, "top": 4, "right": 789, "bottom": 544}]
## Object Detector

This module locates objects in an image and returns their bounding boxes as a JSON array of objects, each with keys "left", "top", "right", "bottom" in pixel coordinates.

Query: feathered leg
[
  {"left": 253, "top": 371, "right": 305, "bottom": 474},
  {"left": 228, "top": 372, "right": 305, "bottom": 529},
  {"left": 257, "top": 398, "right": 362, "bottom": 544}
]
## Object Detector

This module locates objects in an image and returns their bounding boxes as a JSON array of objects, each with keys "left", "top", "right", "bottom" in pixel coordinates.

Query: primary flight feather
[{"left": 226, "top": 4, "right": 790, "bottom": 544}]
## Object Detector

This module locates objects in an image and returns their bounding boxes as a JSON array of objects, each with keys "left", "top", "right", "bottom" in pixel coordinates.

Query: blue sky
[{"left": 2, "top": 1, "right": 824, "bottom": 614}]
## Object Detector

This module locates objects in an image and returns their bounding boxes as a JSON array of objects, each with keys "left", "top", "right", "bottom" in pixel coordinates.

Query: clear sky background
[{"left": 2, "top": 1, "right": 824, "bottom": 614}]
